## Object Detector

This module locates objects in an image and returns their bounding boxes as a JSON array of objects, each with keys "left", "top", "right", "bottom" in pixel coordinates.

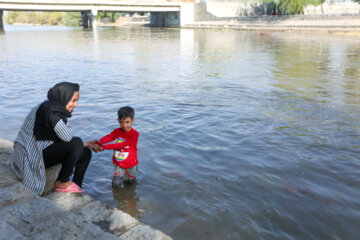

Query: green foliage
[
  {"left": 49, "top": 12, "right": 64, "bottom": 25},
  {"left": 6, "top": 11, "right": 64, "bottom": 25},
  {"left": 6, "top": 10, "right": 122, "bottom": 26},
  {"left": 63, "top": 12, "right": 82, "bottom": 26},
  {"left": 6, "top": 11, "right": 19, "bottom": 24},
  {"left": 96, "top": 11, "right": 120, "bottom": 23},
  {"left": 263, "top": 0, "right": 325, "bottom": 15}
]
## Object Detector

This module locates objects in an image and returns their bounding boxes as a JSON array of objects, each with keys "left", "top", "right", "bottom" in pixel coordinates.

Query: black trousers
[{"left": 43, "top": 137, "right": 92, "bottom": 187}]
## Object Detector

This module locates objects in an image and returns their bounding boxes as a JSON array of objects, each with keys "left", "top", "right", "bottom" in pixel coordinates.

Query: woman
[{"left": 11, "top": 82, "right": 97, "bottom": 194}]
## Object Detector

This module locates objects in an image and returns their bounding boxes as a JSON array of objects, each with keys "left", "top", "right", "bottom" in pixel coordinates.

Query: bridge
[{"left": 0, "top": 0, "right": 195, "bottom": 30}]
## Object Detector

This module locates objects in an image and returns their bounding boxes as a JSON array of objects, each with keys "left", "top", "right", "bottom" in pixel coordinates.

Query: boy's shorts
[{"left": 114, "top": 165, "right": 138, "bottom": 181}]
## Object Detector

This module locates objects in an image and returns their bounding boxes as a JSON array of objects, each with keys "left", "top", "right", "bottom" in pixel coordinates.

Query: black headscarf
[{"left": 34, "top": 82, "right": 79, "bottom": 141}]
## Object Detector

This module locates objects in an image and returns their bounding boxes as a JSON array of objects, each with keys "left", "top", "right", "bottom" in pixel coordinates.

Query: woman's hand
[{"left": 84, "top": 140, "right": 103, "bottom": 152}]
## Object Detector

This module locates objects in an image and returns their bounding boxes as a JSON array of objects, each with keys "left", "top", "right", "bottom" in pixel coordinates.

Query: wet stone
[
  {"left": 119, "top": 224, "right": 172, "bottom": 240},
  {"left": 0, "top": 138, "right": 172, "bottom": 240},
  {"left": 0, "top": 220, "right": 27, "bottom": 240},
  {"left": 46, "top": 191, "right": 94, "bottom": 211},
  {"left": 0, "top": 182, "right": 37, "bottom": 209},
  {"left": 0, "top": 163, "right": 21, "bottom": 188},
  {"left": 0, "top": 197, "right": 59, "bottom": 230},
  {"left": 73, "top": 200, "right": 114, "bottom": 222},
  {"left": 109, "top": 208, "right": 139, "bottom": 234},
  {"left": 20, "top": 210, "right": 120, "bottom": 240}
]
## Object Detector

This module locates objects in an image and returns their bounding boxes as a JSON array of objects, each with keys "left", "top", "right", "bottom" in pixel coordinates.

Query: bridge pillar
[
  {"left": 150, "top": 3, "right": 194, "bottom": 28},
  {"left": 81, "top": 9, "right": 97, "bottom": 29},
  {"left": 0, "top": 10, "right": 3, "bottom": 31},
  {"left": 81, "top": 11, "right": 90, "bottom": 28},
  {"left": 164, "top": 12, "right": 180, "bottom": 27},
  {"left": 179, "top": 3, "right": 194, "bottom": 27},
  {"left": 150, "top": 12, "right": 164, "bottom": 27},
  {"left": 150, "top": 12, "right": 180, "bottom": 27},
  {"left": 91, "top": 9, "right": 97, "bottom": 29}
]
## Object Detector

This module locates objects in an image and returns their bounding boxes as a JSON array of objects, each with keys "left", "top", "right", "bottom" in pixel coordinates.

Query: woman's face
[{"left": 66, "top": 91, "right": 79, "bottom": 113}]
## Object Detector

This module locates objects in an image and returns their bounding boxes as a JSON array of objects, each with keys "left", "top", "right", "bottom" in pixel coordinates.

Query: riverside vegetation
[
  {"left": 262, "top": 0, "right": 360, "bottom": 15},
  {"left": 6, "top": 11, "right": 122, "bottom": 26},
  {"left": 5, "top": 0, "right": 360, "bottom": 26}
]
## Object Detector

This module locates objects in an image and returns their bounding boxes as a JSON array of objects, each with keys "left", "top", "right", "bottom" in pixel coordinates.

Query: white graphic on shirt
[{"left": 113, "top": 137, "right": 129, "bottom": 161}]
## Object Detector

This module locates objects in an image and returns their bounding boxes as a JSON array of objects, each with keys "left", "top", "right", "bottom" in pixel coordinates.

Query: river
[{"left": 1, "top": 25, "right": 360, "bottom": 239}]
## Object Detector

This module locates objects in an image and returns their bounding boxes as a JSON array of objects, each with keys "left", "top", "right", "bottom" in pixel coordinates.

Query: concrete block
[
  {"left": 46, "top": 191, "right": 94, "bottom": 211},
  {"left": 180, "top": 3, "right": 194, "bottom": 26},
  {"left": 0, "top": 146, "right": 13, "bottom": 166},
  {"left": 120, "top": 224, "right": 172, "bottom": 240},
  {"left": 150, "top": 12, "right": 164, "bottom": 27},
  {"left": 109, "top": 209, "right": 139, "bottom": 234},
  {"left": 0, "top": 197, "right": 59, "bottom": 230},
  {"left": 97, "top": 232, "right": 124, "bottom": 240},
  {"left": 0, "top": 138, "right": 13, "bottom": 149},
  {"left": 74, "top": 200, "right": 114, "bottom": 222},
  {"left": 21, "top": 210, "right": 110, "bottom": 240},
  {"left": 47, "top": 191, "right": 140, "bottom": 236},
  {"left": 1, "top": 196, "right": 121, "bottom": 240},
  {"left": 0, "top": 182, "right": 37, "bottom": 209},
  {"left": 0, "top": 163, "right": 20, "bottom": 188},
  {"left": 43, "top": 163, "right": 62, "bottom": 195},
  {"left": 165, "top": 12, "right": 180, "bottom": 27},
  {"left": 0, "top": 220, "right": 27, "bottom": 240}
]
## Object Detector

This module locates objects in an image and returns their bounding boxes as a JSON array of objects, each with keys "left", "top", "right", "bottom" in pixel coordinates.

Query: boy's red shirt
[{"left": 98, "top": 128, "right": 139, "bottom": 168}]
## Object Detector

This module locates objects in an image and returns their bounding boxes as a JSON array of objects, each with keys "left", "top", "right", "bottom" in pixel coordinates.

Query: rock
[
  {"left": 46, "top": 191, "right": 173, "bottom": 239},
  {"left": 0, "top": 182, "right": 37, "bottom": 208},
  {"left": 43, "top": 163, "right": 62, "bottom": 195},
  {"left": 46, "top": 191, "right": 94, "bottom": 211},
  {"left": 119, "top": 225, "right": 172, "bottom": 240},
  {"left": 0, "top": 138, "right": 172, "bottom": 240},
  {"left": 0, "top": 220, "right": 27, "bottom": 240},
  {"left": 0, "top": 162, "right": 20, "bottom": 188}
]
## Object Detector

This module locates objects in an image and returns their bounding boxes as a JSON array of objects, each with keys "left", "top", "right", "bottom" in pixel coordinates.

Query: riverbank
[
  {"left": 0, "top": 138, "right": 171, "bottom": 240},
  {"left": 3, "top": 14, "right": 360, "bottom": 34},
  {"left": 184, "top": 15, "right": 360, "bottom": 34},
  {"left": 100, "top": 15, "right": 360, "bottom": 35}
]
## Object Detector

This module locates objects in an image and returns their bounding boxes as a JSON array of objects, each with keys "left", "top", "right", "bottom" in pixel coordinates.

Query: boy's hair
[{"left": 118, "top": 106, "right": 135, "bottom": 119}]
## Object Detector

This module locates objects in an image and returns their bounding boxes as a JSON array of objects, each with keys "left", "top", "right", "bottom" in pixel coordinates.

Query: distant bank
[{"left": 183, "top": 15, "right": 360, "bottom": 34}]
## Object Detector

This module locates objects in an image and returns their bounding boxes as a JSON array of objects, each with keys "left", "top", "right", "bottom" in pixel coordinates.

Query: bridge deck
[{"left": 0, "top": 0, "right": 181, "bottom": 12}]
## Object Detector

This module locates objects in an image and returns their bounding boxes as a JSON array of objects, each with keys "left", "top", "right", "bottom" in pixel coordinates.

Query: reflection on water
[
  {"left": 1, "top": 25, "right": 360, "bottom": 240},
  {"left": 112, "top": 181, "right": 140, "bottom": 219}
]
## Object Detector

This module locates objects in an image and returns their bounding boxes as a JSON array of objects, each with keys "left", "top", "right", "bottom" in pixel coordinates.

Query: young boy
[{"left": 96, "top": 106, "right": 139, "bottom": 188}]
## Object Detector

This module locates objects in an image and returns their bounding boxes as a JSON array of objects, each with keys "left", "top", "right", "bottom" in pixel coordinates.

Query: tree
[
  {"left": 263, "top": 0, "right": 325, "bottom": 15},
  {"left": 63, "top": 12, "right": 82, "bottom": 26}
]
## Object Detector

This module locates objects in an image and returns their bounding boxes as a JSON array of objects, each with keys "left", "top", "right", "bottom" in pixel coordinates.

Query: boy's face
[{"left": 118, "top": 117, "right": 134, "bottom": 132}]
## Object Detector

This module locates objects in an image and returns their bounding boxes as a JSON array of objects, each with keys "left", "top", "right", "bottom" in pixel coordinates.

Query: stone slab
[
  {"left": 0, "top": 138, "right": 172, "bottom": 240},
  {"left": 21, "top": 210, "right": 121, "bottom": 240},
  {"left": 46, "top": 191, "right": 93, "bottom": 210},
  {"left": 43, "top": 163, "right": 62, "bottom": 195},
  {"left": 0, "top": 182, "right": 37, "bottom": 210},
  {"left": 0, "top": 220, "right": 27, "bottom": 240},
  {"left": 119, "top": 224, "right": 172, "bottom": 240},
  {"left": 0, "top": 196, "right": 60, "bottom": 230},
  {"left": 0, "top": 162, "right": 20, "bottom": 188}
]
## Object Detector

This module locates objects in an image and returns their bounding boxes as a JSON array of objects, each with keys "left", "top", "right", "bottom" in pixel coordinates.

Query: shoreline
[
  {"left": 3, "top": 15, "right": 360, "bottom": 34},
  {"left": 0, "top": 138, "right": 172, "bottom": 239},
  {"left": 184, "top": 15, "right": 360, "bottom": 34}
]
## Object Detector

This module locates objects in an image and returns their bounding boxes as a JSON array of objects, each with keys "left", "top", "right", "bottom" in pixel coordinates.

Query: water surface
[{"left": 1, "top": 25, "right": 360, "bottom": 239}]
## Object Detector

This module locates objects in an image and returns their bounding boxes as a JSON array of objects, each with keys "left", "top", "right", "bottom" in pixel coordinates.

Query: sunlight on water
[{"left": 1, "top": 25, "right": 360, "bottom": 239}]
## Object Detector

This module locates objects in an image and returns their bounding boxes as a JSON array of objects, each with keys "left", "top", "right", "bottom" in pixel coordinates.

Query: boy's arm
[
  {"left": 101, "top": 131, "right": 139, "bottom": 150},
  {"left": 98, "top": 129, "right": 118, "bottom": 145}
]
